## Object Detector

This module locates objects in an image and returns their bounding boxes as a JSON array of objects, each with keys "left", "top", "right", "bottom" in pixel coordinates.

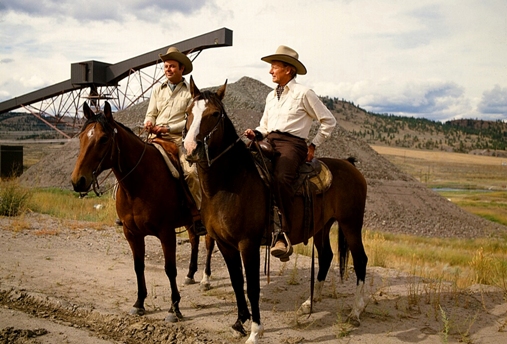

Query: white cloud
[
  {"left": 0, "top": 0, "right": 210, "bottom": 21},
  {"left": 0, "top": 0, "right": 506, "bottom": 122},
  {"left": 478, "top": 85, "right": 507, "bottom": 115}
]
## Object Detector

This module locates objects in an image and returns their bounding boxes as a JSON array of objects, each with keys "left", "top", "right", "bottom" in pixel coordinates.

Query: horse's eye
[
  {"left": 212, "top": 111, "right": 220, "bottom": 117},
  {"left": 98, "top": 136, "right": 108, "bottom": 144}
]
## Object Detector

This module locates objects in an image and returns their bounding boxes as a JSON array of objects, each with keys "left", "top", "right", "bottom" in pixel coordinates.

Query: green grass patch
[
  {"left": 437, "top": 190, "right": 507, "bottom": 226},
  {"left": 27, "top": 188, "right": 117, "bottom": 224}
]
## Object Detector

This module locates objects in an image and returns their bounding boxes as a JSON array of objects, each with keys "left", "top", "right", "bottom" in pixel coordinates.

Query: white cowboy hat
[
  {"left": 261, "top": 45, "right": 307, "bottom": 75},
  {"left": 159, "top": 47, "right": 193, "bottom": 75}
]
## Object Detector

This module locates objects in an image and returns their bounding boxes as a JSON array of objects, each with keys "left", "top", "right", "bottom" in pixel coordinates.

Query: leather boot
[{"left": 270, "top": 237, "right": 293, "bottom": 262}]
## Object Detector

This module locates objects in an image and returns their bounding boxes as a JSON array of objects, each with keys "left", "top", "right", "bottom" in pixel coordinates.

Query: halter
[{"left": 202, "top": 112, "right": 241, "bottom": 167}]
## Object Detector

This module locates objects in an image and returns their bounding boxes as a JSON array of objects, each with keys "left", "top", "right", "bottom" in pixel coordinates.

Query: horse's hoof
[
  {"left": 165, "top": 313, "right": 180, "bottom": 323},
  {"left": 200, "top": 282, "right": 211, "bottom": 291},
  {"left": 129, "top": 307, "right": 145, "bottom": 316},
  {"left": 184, "top": 277, "right": 196, "bottom": 285},
  {"left": 232, "top": 319, "right": 247, "bottom": 337},
  {"left": 298, "top": 300, "right": 311, "bottom": 314},
  {"left": 245, "top": 322, "right": 264, "bottom": 344},
  {"left": 346, "top": 315, "right": 361, "bottom": 327}
]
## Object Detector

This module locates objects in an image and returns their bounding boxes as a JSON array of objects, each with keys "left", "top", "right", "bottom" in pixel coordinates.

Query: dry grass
[
  {"left": 371, "top": 145, "right": 507, "bottom": 190},
  {"left": 294, "top": 227, "right": 507, "bottom": 291},
  {"left": 27, "top": 188, "right": 117, "bottom": 225}
]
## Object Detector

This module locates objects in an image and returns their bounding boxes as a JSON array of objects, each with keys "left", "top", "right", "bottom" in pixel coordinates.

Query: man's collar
[
  {"left": 276, "top": 77, "right": 296, "bottom": 89},
  {"left": 161, "top": 77, "right": 187, "bottom": 89}
]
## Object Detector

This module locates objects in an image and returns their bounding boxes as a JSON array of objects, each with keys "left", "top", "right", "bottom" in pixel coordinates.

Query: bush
[{"left": 0, "top": 180, "right": 32, "bottom": 216}]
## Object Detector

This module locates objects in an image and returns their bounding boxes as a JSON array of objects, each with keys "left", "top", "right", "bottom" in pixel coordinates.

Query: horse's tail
[{"left": 338, "top": 224, "right": 350, "bottom": 282}]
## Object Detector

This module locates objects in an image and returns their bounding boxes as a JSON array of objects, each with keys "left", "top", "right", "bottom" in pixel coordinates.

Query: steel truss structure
[{"left": 0, "top": 28, "right": 233, "bottom": 138}]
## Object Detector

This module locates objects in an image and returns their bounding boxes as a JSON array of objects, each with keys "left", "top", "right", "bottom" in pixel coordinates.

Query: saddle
[{"left": 248, "top": 140, "right": 333, "bottom": 194}]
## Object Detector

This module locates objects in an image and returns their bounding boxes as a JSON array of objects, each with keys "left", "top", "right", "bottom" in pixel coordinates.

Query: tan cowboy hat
[
  {"left": 261, "top": 45, "right": 307, "bottom": 75},
  {"left": 159, "top": 47, "right": 193, "bottom": 75}
]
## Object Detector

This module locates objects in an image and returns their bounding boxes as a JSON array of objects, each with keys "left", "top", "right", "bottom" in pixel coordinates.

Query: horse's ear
[
  {"left": 189, "top": 75, "right": 200, "bottom": 99},
  {"left": 216, "top": 79, "right": 227, "bottom": 101},
  {"left": 83, "top": 102, "right": 94, "bottom": 120},
  {"left": 103, "top": 102, "right": 113, "bottom": 121}
]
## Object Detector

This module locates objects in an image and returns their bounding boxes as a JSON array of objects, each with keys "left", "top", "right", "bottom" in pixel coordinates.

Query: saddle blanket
[{"left": 152, "top": 142, "right": 180, "bottom": 179}]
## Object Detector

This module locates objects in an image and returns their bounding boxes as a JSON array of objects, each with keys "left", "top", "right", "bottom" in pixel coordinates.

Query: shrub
[{"left": 0, "top": 180, "right": 32, "bottom": 216}]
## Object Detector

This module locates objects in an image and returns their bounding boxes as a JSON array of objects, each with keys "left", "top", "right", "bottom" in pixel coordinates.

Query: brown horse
[
  {"left": 71, "top": 101, "right": 214, "bottom": 321},
  {"left": 183, "top": 77, "right": 368, "bottom": 343}
]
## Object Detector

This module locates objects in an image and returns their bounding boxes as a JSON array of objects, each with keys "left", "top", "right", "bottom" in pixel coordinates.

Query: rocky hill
[{"left": 19, "top": 76, "right": 507, "bottom": 239}]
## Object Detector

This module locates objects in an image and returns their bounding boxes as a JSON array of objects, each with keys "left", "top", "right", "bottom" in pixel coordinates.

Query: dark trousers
[{"left": 267, "top": 132, "right": 308, "bottom": 233}]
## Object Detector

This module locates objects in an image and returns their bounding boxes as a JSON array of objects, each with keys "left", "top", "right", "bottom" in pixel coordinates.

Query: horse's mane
[
  {"left": 198, "top": 90, "right": 226, "bottom": 114},
  {"left": 198, "top": 90, "right": 240, "bottom": 141}
]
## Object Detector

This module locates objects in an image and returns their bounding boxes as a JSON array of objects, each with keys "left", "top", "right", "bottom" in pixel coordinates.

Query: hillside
[
  {"left": 18, "top": 76, "right": 507, "bottom": 240},
  {"left": 324, "top": 99, "right": 507, "bottom": 156},
  {"left": 0, "top": 112, "right": 81, "bottom": 140}
]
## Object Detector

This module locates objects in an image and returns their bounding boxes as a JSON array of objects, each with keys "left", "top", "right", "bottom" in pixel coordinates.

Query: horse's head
[
  {"left": 183, "top": 76, "right": 229, "bottom": 165},
  {"left": 71, "top": 101, "right": 117, "bottom": 193}
]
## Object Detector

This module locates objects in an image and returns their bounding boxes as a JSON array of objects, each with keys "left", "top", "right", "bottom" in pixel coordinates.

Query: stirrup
[
  {"left": 270, "top": 232, "right": 293, "bottom": 261},
  {"left": 281, "top": 232, "right": 292, "bottom": 256}
]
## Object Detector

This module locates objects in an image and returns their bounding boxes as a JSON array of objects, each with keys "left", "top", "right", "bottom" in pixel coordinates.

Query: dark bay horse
[
  {"left": 71, "top": 101, "right": 213, "bottom": 320},
  {"left": 183, "top": 77, "right": 368, "bottom": 344}
]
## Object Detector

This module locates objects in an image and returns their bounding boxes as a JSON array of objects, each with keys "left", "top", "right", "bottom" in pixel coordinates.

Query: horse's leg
[
  {"left": 241, "top": 245, "right": 264, "bottom": 344},
  {"left": 340, "top": 222, "right": 368, "bottom": 325},
  {"left": 185, "top": 225, "right": 199, "bottom": 285},
  {"left": 125, "top": 232, "right": 147, "bottom": 316},
  {"left": 159, "top": 230, "right": 183, "bottom": 322},
  {"left": 200, "top": 235, "right": 215, "bottom": 291},
  {"left": 216, "top": 241, "right": 250, "bottom": 337},
  {"left": 300, "top": 221, "right": 334, "bottom": 314}
]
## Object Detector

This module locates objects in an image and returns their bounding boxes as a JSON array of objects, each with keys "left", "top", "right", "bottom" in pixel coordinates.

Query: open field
[
  {"left": 371, "top": 145, "right": 507, "bottom": 190},
  {"left": 371, "top": 145, "right": 507, "bottom": 228}
]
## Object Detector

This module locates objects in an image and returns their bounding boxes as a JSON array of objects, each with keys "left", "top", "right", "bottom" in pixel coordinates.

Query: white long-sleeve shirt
[{"left": 256, "top": 78, "right": 336, "bottom": 147}]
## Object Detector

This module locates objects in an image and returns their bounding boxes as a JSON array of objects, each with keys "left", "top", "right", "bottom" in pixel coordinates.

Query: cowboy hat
[
  {"left": 159, "top": 47, "right": 193, "bottom": 75},
  {"left": 261, "top": 45, "right": 307, "bottom": 75}
]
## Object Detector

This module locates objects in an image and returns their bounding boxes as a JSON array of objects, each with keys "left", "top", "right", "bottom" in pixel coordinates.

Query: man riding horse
[
  {"left": 144, "top": 47, "right": 207, "bottom": 236},
  {"left": 245, "top": 45, "right": 336, "bottom": 262}
]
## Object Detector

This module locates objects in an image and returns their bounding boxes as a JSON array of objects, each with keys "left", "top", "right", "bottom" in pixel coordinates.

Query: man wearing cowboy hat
[
  {"left": 144, "top": 46, "right": 206, "bottom": 236},
  {"left": 245, "top": 45, "right": 336, "bottom": 261}
]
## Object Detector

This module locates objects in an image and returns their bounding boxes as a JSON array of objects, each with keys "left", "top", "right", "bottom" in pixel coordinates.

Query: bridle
[
  {"left": 80, "top": 117, "right": 148, "bottom": 197},
  {"left": 185, "top": 98, "right": 241, "bottom": 168},
  {"left": 202, "top": 112, "right": 241, "bottom": 167}
]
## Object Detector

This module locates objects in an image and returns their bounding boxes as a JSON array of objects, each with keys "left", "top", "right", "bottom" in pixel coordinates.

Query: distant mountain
[
  {"left": 330, "top": 102, "right": 507, "bottom": 155},
  {"left": 0, "top": 112, "right": 82, "bottom": 140}
]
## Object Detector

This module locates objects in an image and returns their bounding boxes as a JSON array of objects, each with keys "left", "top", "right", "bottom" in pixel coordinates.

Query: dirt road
[{"left": 1, "top": 212, "right": 506, "bottom": 343}]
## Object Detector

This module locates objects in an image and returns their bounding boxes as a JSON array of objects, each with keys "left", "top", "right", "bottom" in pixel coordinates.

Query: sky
[{"left": 0, "top": 0, "right": 506, "bottom": 122}]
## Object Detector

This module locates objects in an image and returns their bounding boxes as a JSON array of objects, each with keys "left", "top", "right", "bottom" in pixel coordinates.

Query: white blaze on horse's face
[
  {"left": 183, "top": 99, "right": 206, "bottom": 155},
  {"left": 87, "top": 127, "right": 95, "bottom": 139}
]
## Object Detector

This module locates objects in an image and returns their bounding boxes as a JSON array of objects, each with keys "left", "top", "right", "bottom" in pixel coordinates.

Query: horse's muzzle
[
  {"left": 71, "top": 176, "right": 91, "bottom": 193},
  {"left": 183, "top": 141, "right": 203, "bottom": 164}
]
